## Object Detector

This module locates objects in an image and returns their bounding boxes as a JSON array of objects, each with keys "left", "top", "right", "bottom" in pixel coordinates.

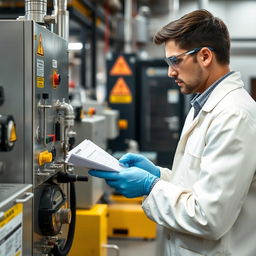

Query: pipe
[
  {"left": 25, "top": 0, "right": 47, "bottom": 23},
  {"left": 55, "top": 99, "right": 75, "bottom": 158},
  {"left": 198, "top": 0, "right": 209, "bottom": 9},
  {"left": 52, "top": 0, "right": 69, "bottom": 41},
  {"left": 124, "top": 0, "right": 132, "bottom": 53},
  {"left": 55, "top": 100, "right": 75, "bottom": 127}
]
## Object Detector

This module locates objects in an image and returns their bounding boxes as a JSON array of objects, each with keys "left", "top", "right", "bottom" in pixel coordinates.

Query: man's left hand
[{"left": 89, "top": 167, "right": 158, "bottom": 198}]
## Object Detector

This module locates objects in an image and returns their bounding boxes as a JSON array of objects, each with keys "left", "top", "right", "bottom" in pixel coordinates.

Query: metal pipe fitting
[
  {"left": 25, "top": 0, "right": 47, "bottom": 23},
  {"left": 52, "top": 0, "right": 69, "bottom": 41}
]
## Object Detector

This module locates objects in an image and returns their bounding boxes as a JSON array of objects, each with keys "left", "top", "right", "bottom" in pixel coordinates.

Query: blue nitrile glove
[
  {"left": 119, "top": 153, "right": 160, "bottom": 178},
  {"left": 89, "top": 167, "right": 158, "bottom": 198}
]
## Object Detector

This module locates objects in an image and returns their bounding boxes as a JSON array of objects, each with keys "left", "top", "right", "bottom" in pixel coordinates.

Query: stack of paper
[{"left": 66, "top": 139, "right": 123, "bottom": 172}]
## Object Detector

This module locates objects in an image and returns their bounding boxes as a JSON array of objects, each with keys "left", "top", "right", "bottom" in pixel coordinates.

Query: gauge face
[{"left": 0, "top": 115, "right": 16, "bottom": 151}]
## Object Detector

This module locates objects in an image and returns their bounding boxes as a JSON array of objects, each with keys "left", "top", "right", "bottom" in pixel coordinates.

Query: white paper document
[{"left": 66, "top": 139, "right": 124, "bottom": 172}]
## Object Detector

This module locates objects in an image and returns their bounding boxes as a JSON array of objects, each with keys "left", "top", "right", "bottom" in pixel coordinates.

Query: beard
[{"left": 176, "top": 65, "right": 204, "bottom": 94}]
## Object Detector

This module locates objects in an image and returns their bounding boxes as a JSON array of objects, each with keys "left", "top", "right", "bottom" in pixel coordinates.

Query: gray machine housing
[
  {"left": 0, "top": 20, "right": 71, "bottom": 255},
  {"left": 0, "top": 184, "right": 33, "bottom": 255}
]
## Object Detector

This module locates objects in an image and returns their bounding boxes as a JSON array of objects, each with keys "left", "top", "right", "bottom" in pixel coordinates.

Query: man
[{"left": 90, "top": 9, "right": 256, "bottom": 255}]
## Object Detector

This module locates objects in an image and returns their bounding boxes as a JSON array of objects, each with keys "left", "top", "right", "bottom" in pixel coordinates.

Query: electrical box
[{"left": 136, "top": 59, "right": 184, "bottom": 166}]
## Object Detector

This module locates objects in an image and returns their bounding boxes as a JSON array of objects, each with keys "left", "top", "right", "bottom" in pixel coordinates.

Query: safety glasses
[{"left": 164, "top": 47, "right": 214, "bottom": 68}]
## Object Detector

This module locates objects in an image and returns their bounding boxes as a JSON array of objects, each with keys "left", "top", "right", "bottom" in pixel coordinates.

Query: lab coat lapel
[
  {"left": 172, "top": 71, "right": 243, "bottom": 171},
  {"left": 172, "top": 110, "right": 201, "bottom": 170}
]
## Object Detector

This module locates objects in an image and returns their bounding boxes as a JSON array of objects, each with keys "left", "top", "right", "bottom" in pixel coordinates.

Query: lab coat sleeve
[
  {"left": 159, "top": 167, "right": 173, "bottom": 181},
  {"left": 142, "top": 109, "right": 256, "bottom": 240}
]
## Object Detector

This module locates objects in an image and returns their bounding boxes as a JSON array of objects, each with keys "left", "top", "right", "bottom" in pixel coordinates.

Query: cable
[{"left": 51, "top": 182, "right": 76, "bottom": 256}]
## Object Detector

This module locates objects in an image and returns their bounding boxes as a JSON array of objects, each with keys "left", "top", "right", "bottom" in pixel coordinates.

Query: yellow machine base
[
  {"left": 110, "top": 195, "right": 143, "bottom": 204},
  {"left": 69, "top": 204, "right": 108, "bottom": 256},
  {"left": 108, "top": 203, "right": 157, "bottom": 239}
]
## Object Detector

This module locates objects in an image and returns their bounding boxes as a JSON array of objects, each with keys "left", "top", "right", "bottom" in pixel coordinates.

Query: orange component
[
  {"left": 118, "top": 119, "right": 128, "bottom": 130},
  {"left": 52, "top": 71, "right": 61, "bottom": 88},
  {"left": 38, "top": 150, "right": 53, "bottom": 166},
  {"left": 87, "top": 107, "right": 96, "bottom": 116}
]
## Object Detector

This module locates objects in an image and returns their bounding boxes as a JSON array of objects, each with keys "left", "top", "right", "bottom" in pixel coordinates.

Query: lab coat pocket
[
  {"left": 178, "top": 246, "right": 204, "bottom": 256},
  {"left": 181, "top": 152, "right": 201, "bottom": 186},
  {"left": 186, "top": 151, "right": 201, "bottom": 171}
]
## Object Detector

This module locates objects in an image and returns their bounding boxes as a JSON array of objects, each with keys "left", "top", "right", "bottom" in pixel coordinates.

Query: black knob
[{"left": 42, "top": 93, "right": 49, "bottom": 100}]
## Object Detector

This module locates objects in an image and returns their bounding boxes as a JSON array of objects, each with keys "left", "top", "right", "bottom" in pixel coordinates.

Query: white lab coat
[{"left": 142, "top": 72, "right": 256, "bottom": 256}]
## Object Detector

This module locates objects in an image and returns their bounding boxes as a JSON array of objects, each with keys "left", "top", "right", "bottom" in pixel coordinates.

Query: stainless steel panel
[
  {"left": 0, "top": 20, "right": 69, "bottom": 185},
  {"left": 0, "top": 21, "right": 27, "bottom": 183},
  {"left": 0, "top": 184, "right": 33, "bottom": 255}
]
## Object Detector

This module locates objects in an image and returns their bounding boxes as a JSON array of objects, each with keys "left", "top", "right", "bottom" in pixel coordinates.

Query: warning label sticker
[
  {"left": 37, "top": 77, "right": 45, "bottom": 88},
  {"left": 110, "top": 56, "right": 132, "bottom": 76},
  {"left": 109, "top": 77, "right": 132, "bottom": 103},
  {"left": 37, "top": 59, "right": 44, "bottom": 88},
  {"left": 0, "top": 204, "right": 23, "bottom": 256},
  {"left": 37, "top": 33, "right": 44, "bottom": 56}
]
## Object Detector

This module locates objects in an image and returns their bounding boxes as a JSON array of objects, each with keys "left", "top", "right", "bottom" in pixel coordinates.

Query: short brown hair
[{"left": 153, "top": 9, "right": 230, "bottom": 64}]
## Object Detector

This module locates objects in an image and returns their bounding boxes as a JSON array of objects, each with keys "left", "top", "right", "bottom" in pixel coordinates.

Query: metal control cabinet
[
  {"left": 0, "top": 20, "right": 73, "bottom": 255},
  {"left": 136, "top": 60, "right": 184, "bottom": 167},
  {"left": 0, "top": 20, "right": 68, "bottom": 185},
  {"left": 0, "top": 184, "right": 33, "bottom": 255}
]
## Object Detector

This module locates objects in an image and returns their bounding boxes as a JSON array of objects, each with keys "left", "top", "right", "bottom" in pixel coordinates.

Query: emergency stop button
[
  {"left": 38, "top": 150, "right": 53, "bottom": 166},
  {"left": 52, "top": 71, "right": 61, "bottom": 88}
]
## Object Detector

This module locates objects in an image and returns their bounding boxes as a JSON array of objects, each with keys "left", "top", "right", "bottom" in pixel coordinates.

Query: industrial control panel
[{"left": 0, "top": 20, "right": 81, "bottom": 255}]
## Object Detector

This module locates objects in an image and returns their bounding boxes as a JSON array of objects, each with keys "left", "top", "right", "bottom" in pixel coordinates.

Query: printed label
[{"left": 0, "top": 204, "right": 23, "bottom": 256}]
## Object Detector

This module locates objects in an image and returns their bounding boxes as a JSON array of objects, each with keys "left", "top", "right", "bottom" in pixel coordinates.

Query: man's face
[{"left": 165, "top": 40, "right": 207, "bottom": 94}]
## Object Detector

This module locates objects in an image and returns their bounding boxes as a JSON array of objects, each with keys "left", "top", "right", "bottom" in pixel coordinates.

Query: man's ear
[{"left": 199, "top": 47, "right": 213, "bottom": 67}]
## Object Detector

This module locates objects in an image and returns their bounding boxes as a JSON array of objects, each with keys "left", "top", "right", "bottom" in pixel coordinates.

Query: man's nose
[{"left": 168, "top": 66, "right": 177, "bottom": 78}]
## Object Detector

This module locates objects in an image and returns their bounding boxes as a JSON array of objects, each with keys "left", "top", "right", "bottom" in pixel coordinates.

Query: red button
[{"left": 53, "top": 72, "right": 61, "bottom": 87}]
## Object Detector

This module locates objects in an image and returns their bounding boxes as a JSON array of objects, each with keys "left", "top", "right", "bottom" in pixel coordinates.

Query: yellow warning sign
[
  {"left": 0, "top": 204, "right": 23, "bottom": 228},
  {"left": 109, "top": 77, "right": 132, "bottom": 103},
  {"left": 110, "top": 56, "right": 132, "bottom": 76},
  {"left": 37, "top": 77, "right": 45, "bottom": 88},
  {"left": 37, "top": 33, "right": 44, "bottom": 56}
]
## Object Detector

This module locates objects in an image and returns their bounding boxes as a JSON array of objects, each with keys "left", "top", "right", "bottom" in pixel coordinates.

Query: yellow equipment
[
  {"left": 108, "top": 203, "right": 157, "bottom": 239},
  {"left": 69, "top": 204, "right": 108, "bottom": 256}
]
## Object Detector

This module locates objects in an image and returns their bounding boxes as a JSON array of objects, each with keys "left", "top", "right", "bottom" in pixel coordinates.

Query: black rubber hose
[{"left": 51, "top": 182, "right": 76, "bottom": 256}]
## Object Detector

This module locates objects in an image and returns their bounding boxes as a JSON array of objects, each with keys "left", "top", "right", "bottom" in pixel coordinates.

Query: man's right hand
[{"left": 119, "top": 153, "right": 160, "bottom": 178}]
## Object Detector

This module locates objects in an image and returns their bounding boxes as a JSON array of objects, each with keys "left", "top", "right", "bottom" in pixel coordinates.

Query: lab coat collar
[
  {"left": 179, "top": 71, "right": 243, "bottom": 142},
  {"left": 201, "top": 71, "right": 243, "bottom": 113}
]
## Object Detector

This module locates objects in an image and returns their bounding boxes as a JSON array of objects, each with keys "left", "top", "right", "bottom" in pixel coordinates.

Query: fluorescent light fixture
[{"left": 68, "top": 42, "right": 83, "bottom": 50}]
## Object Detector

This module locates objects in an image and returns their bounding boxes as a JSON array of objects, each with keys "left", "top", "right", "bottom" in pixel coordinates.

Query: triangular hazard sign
[
  {"left": 37, "top": 33, "right": 44, "bottom": 56},
  {"left": 110, "top": 56, "right": 132, "bottom": 76},
  {"left": 109, "top": 77, "right": 132, "bottom": 103},
  {"left": 110, "top": 77, "right": 131, "bottom": 95}
]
